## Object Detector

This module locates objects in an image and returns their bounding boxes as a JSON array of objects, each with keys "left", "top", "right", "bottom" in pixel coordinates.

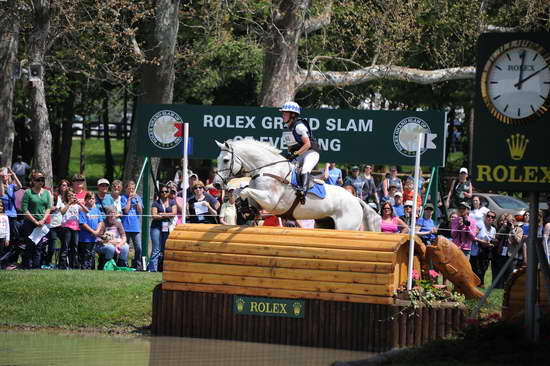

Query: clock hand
[
  {"left": 514, "top": 64, "right": 549, "bottom": 88},
  {"left": 517, "top": 50, "right": 526, "bottom": 90}
]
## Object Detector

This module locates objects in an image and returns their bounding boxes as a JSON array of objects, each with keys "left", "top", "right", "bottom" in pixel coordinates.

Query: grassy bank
[
  {"left": 69, "top": 138, "right": 124, "bottom": 185},
  {"left": 0, "top": 270, "right": 161, "bottom": 333}
]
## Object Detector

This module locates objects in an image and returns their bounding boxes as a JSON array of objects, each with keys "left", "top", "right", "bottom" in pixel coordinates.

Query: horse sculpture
[{"left": 215, "top": 139, "right": 381, "bottom": 231}]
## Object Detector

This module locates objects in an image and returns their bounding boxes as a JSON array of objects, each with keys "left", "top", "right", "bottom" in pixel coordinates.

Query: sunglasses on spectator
[
  {"left": 160, "top": 190, "right": 169, "bottom": 193},
  {"left": 170, "top": 190, "right": 177, "bottom": 194},
  {"left": 194, "top": 186, "right": 204, "bottom": 190},
  {"left": 73, "top": 179, "right": 85, "bottom": 182},
  {"left": 34, "top": 177, "right": 45, "bottom": 182},
  {"left": 487, "top": 215, "right": 496, "bottom": 219}
]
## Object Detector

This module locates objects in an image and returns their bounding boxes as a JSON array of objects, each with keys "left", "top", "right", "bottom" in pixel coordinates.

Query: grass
[
  {"left": 0, "top": 270, "right": 161, "bottom": 333},
  {"left": 69, "top": 138, "right": 125, "bottom": 185}
]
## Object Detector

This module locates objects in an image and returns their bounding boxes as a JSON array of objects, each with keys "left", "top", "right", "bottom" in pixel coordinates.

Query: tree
[
  {"left": 27, "top": 0, "right": 54, "bottom": 186},
  {"left": 123, "top": 0, "right": 181, "bottom": 183},
  {"left": 0, "top": 0, "right": 19, "bottom": 168},
  {"left": 257, "top": 0, "right": 550, "bottom": 107}
]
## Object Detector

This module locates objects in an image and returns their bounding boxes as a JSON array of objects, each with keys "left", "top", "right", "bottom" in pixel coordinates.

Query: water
[{"left": 0, "top": 330, "right": 374, "bottom": 366}]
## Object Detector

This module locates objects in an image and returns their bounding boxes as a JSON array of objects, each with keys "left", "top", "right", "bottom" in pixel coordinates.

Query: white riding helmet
[{"left": 279, "top": 101, "right": 301, "bottom": 115}]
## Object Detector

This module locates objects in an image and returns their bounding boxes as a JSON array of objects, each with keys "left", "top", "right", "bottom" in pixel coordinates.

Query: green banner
[
  {"left": 137, "top": 104, "right": 447, "bottom": 166},
  {"left": 473, "top": 33, "right": 550, "bottom": 191},
  {"left": 232, "top": 295, "right": 305, "bottom": 318}
]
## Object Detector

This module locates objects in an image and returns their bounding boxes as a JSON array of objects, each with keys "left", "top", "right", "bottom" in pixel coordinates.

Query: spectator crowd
[{"left": 1, "top": 160, "right": 549, "bottom": 289}]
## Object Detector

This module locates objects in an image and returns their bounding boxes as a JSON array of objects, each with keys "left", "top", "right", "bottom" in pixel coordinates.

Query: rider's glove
[{"left": 282, "top": 151, "right": 294, "bottom": 160}]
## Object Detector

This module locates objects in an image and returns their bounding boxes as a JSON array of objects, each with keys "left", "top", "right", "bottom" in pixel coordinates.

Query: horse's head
[{"left": 215, "top": 139, "right": 243, "bottom": 185}]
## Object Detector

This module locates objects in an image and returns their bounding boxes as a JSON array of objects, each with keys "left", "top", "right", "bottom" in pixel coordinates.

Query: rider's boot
[{"left": 298, "top": 173, "right": 310, "bottom": 205}]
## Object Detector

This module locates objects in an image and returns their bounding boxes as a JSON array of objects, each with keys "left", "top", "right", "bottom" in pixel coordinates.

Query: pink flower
[
  {"left": 429, "top": 270, "right": 441, "bottom": 278},
  {"left": 412, "top": 269, "right": 420, "bottom": 280}
]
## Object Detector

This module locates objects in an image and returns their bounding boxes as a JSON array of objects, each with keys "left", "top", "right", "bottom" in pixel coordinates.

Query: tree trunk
[
  {"left": 28, "top": 0, "right": 53, "bottom": 187},
  {"left": 56, "top": 92, "right": 75, "bottom": 179},
  {"left": 0, "top": 6, "right": 19, "bottom": 168},
  {"left": 103, "top": 93, "right": 114, "bottom": 181},
  {"left": 259, "top": 0, "right": 309, "bottom": 107},
  {"left": 79, "top": 114, "right": 86, "bottom": 175},
  {"left": 123, "top": 0, "right": 181, "bottom": 183}
]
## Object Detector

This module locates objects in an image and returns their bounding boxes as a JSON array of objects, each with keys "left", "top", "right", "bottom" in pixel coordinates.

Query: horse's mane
[{"left": 229, "top": 139, "right": 282, "bottom": 157}]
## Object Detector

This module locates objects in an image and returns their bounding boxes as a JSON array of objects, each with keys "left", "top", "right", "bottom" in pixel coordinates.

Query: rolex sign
[{"left": 473, "top": 32, "right": 550, "bottom": 191}]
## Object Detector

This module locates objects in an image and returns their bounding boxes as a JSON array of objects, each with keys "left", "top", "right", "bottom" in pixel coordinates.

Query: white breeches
[{"left": 296, "top": 150, "right": 319, "bottom": 174}]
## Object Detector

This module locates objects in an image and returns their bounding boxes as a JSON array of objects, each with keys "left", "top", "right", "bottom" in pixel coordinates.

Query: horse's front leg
[{"left": 240, "top": 187, "right": 279, "bottom": 212}]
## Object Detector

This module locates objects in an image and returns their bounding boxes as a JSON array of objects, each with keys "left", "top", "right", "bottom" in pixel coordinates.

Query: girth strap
[{"left": 278, "top": 196, "right": 301, "bottom": 220}]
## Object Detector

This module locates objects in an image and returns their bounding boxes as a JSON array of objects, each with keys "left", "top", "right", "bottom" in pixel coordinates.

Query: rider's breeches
[{"left": 296, "top": 150, "right": 319, "bottom": 174}]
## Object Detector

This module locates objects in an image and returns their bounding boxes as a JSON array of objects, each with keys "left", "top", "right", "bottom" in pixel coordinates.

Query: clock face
[{"left": 481, "top": 40, "right": 550, "bottom": 124}]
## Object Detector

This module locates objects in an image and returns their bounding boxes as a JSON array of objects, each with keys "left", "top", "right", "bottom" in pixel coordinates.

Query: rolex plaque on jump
[{"left": 473, "top": 33, "right": 550, "bottom": 191}]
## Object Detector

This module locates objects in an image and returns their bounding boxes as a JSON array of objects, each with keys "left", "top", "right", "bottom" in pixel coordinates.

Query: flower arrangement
[{"left": 394, "top": 269, "right": 465, "bottom": 309}]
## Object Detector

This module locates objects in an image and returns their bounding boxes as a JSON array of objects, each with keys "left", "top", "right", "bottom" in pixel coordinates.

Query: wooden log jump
[{"left": 152, "top": 224, "right": 466, "bottom": 351}]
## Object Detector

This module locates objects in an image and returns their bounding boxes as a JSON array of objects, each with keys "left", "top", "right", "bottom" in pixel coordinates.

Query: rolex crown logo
[
  {"left": 293, "top": 302, "right": 302, "bottom": 316},
  {"left": 235, "top": 298, "right": 245, "bottom": 312},
  {"left": 506, "top": 133, "right": 528, "bottom": 161}
]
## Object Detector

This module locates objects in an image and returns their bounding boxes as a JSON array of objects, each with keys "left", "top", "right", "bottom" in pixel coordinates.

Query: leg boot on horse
[{"left": 298, "top": 173, "right": 310, "bottom": 205}]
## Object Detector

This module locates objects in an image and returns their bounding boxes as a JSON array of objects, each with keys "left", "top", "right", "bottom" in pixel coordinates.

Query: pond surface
[{"left": 0, "top": 330, "right": 374, "bottom": 366}]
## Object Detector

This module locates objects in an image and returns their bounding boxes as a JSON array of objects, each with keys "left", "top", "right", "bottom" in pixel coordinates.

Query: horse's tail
[{"left": 358, "top": 198, "right": 381, "bottom": 232}]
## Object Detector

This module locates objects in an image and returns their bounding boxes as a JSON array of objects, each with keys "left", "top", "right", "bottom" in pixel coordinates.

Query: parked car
[{"left": 474, "top": 193, "right": 529, "bottom": 221}]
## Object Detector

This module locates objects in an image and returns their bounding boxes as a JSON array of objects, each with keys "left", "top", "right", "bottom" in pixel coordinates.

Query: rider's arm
[{"left": 293, "top": 135, "right": 311, "bottom": 156}]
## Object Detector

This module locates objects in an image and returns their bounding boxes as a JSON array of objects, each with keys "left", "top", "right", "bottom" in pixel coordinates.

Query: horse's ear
[{"left": 215, "top": 140, "right": 225, "bottom": 149}]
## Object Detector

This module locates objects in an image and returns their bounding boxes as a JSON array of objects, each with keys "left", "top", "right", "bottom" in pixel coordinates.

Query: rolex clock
[{"left": 480, "top": 39, "right": 550, "bottom": 124}]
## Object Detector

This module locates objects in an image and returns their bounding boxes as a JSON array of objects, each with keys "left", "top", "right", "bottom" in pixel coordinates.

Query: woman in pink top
[
  {"left": 59, "top": 189, "right": 88, "bottom": 269},
  {"left": 380, "top": 201, "right": 409, "bottom": 233}
]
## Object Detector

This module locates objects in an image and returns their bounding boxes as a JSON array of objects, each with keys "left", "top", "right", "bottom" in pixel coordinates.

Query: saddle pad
[{"left": 290, "top": 170, "right": 326, "bottom": 199}]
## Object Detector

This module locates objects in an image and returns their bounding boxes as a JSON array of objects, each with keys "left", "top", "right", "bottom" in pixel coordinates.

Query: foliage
[{"left": 394, "top": 269, "right": 465, "bottom": 309}]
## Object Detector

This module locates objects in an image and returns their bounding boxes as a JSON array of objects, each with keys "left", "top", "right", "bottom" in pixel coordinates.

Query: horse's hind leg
[{"left": 240, "top": 187, "right": 280, "bottom": 212}]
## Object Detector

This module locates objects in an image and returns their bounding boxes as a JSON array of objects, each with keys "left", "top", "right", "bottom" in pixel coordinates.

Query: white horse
[{"left": 215, "top": 139, "right": 381, "bottom": 231}]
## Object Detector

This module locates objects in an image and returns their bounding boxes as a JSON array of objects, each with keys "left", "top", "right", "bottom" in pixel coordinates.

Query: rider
[{"left": 280, "top": 101, "right": 320, "bottom": 204}]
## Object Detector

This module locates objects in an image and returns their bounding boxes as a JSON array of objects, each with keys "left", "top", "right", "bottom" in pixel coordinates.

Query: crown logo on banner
[{"left": 506, "top": 133, "right": 529, "bottom": 161}]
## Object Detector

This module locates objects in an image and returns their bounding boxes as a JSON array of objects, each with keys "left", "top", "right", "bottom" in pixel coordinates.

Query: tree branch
[
  {"left": 304, "top": 0, "right": 332, "bottom": 34},
  {"left": 297, "top": 64, "right": 475, "bottom": 89}
]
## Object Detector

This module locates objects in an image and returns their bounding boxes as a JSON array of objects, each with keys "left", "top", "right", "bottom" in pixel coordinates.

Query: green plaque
[
  {"left": 136, "top": 104, "right": 447, "bottom": 166},
  {"left": 232, "top": 295, "right": 305, "bottom": 318}
]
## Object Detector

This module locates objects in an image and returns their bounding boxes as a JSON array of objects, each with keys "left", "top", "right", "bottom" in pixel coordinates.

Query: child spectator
[
  {"left": 71, "top": 173, "right": 88, "bottom": 203},
  {"left": 96, "top": 206, "right": 129, "bottom": 268},
  {"left": 219, "top": 189, "right": 237, "bottom": 225},
  {"left": 121, "top": 181, "right": 143, "bottom": 270},
  {"left": 402, "top": 179, "right": 422, "bottom": 207},
  {"left": 110, "top": 180, "right": 123, "bottom": 217},
  {"left": 79, "top": 193, "right": 103, "bottom": 269},
  {"left": 59, "top": 190, "right": 88, "bottom": 269}
]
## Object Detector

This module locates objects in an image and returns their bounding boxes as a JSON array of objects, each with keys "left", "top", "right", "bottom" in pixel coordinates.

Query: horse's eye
[{"left": 223, "top": 159, "right": 229, "bottom": 163}]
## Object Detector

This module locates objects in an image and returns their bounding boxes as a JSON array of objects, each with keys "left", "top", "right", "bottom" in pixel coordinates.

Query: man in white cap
[
  {"left": 392, "top": 191, "right": 404, "bottom": 216},
  {"left": 445, "top": 167, "right": 473, "bottom": 210},
  {"left": 95, "top": 178, "right": 114, "bottom": 214},
  {"left": 400, "top": 200, "right": 414, "bottom": 227}
]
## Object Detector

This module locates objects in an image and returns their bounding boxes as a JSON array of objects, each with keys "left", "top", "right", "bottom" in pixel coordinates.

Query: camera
[
  {"left": 463, "top": 219, "right": 470, "bottom": 226},
  {"left": 213, "top": 183, "right": 222, "bottom": 190}
]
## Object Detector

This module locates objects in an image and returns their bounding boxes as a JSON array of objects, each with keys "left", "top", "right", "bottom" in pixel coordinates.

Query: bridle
[{"left": 216, "top": 145, "right": 291, "bottom": 186}]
